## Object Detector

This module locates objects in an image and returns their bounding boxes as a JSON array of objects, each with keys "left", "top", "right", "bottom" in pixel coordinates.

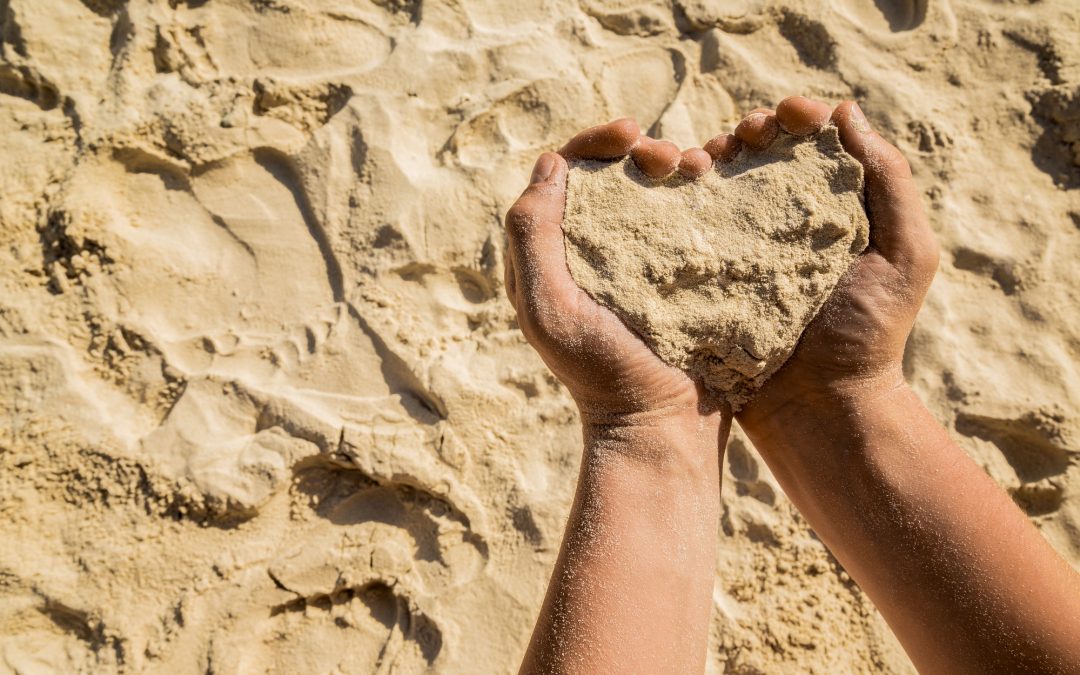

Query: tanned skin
[
  {"left": 508, "top": 97, "right": 1080, "bottom": 674},
  {"left": 506, "top": 120, "right": 729, "bottom": 673}
]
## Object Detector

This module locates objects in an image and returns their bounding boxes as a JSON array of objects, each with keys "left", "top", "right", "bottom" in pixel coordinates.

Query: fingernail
[
  {"left": 531, "top": 153, "right": 556, "bottom": 184},
  {"left": 851, "top": 103, "right": 871, "bottom": 134}
]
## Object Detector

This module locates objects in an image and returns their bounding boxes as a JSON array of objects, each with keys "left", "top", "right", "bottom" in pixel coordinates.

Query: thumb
[
  {"left": 504, "top": 152, "right": 583, "bottom": 336},
  {"left": 832, "top": 101, "right": 939, "bottom": 279}
]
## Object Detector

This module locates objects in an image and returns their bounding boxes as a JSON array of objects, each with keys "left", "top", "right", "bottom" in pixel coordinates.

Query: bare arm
[
  {"left": 744, "top": 377, "right": 1080, "bottom": 673},
  {"left": 505, "top": 124, "right": 726, "bottom": 673},
  {"left": 521, "top": 411, "right": 727, "bottom": 673},
  {"left": 737, "top": 98, "right": 1080, "bottom": 673}
]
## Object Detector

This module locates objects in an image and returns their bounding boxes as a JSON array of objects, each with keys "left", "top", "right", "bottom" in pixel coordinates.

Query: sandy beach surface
[{"left": 0, "top": 0, "right": 1077, "bottom": 672}]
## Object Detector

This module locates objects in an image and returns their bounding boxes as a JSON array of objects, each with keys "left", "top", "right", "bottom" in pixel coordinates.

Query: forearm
[
  {"left": 741, "top": 378, "right": 1080, "bottom": 674},
  {"left": 521, "top": 410, "right": 728, "bottom": 674}
]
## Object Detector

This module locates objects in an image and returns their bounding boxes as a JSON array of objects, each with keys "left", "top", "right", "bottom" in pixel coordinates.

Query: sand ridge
[{"left": 563, "top": 126, "right": 869, "bottom": 409}]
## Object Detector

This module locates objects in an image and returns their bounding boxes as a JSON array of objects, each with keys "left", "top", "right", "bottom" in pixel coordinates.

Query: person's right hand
[
  {"left": 727, "top": 97, "right": 941, "bottom": 431},
  {"left": 504, "top": 120, "right": 723, "bottom": 431}
]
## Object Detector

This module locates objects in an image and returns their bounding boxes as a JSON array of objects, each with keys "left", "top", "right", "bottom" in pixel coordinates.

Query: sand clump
[{"left": 563, "top": 127, "right": 869, "bottom": 408}]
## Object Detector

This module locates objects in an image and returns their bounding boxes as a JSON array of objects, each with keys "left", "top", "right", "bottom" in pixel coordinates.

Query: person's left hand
[{"left": 504, "top": 120, "right": 720, "bottom": 427}]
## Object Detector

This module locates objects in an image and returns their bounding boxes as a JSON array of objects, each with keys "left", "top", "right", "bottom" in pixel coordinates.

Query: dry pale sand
[
  {"left": 563, "top": 128, "right": 869, "bottom": 409},
  {"left": 0, "top": 0, "right": 1078, "bottom": 673}
]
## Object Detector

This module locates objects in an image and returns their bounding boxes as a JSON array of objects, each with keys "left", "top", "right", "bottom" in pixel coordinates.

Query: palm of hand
[
  {"left": 773, "top": 251, "right": 922, "bottom": 389},
  {"left": 537, "top": 284, "right": 703, "bottom": 420},
  {"left": 506, "top": 98, "right": 938, "bottom": 423},
  {"left": 504, "top": 124, "right": 704, "bottom": 421}
]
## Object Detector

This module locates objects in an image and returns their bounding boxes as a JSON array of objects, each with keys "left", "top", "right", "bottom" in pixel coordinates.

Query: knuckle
[
  {"left": 900, "top": 232, "right": 940, "bottom": 283},
  {"left": 518, "top": 305, "right": 569, "bottom": 352},
  {"left": 504, "top": 200, "right": 534, "bottom": 233},
  {"left": 526, "top": 296, "right": 577, "bottom": 346},
  {"left": 879, "top": 142, "right": 913, "bottom": 177},
  {"left": 529, "top": 303, "right": 564, "bottom": 339}
]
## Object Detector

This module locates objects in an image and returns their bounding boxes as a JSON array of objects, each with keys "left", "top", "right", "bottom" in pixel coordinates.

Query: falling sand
[{"left": 562, "top": 127, "right": 870, "bottom": 409}]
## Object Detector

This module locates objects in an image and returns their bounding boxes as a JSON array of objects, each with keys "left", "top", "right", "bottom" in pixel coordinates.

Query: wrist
[
  {"left": 738, "top": 366, "right": 908, "bottom": 454},
  {"left": 581, "top": 405, "right": 728, "bottom": 490}
]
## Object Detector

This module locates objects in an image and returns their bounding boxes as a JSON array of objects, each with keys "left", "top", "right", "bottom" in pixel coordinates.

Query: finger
[
  {"left": 504, "top": 152, "right": 582, "bottom": 334},
  {"left": 678, "top": 147, "right": 713, "bottom": 179},
  {"left": 734, "top": 110, "right": 779, "bottom": 150},
  {"left": 831, "top": 101, "right": 939, "bottom": 275},
  {"left": 776, "top": 96, "right": 832, "bottom": 136},
  {"left": 631, "top": 137, "right": 681, "bottom": 179},
  {"left": 559, "top": 118, "right": 641, "bottom": 160},
  {"left": 703, "top": 133, "right": 742, "bottom": 162}
]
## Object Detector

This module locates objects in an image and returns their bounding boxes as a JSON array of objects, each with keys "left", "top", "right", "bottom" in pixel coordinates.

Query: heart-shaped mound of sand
[{"left": 562, "top": 126, "right": 869, "bottom": 409}]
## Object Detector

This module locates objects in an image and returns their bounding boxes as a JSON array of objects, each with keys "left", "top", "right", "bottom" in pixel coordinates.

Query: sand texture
[
  {"left": 563, "top": 128, "right": 869, "bottom": 408},
  {"left": 1, "top": 0, "right": 1079, "bottom": 673}
]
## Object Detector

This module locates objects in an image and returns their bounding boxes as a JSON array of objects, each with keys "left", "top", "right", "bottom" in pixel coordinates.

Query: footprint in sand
[
  {"left": 836, "top": 0, "right": 953, "bottom": 37},
  {"left": 956, "top": 410, "right": 1074, "bottom": 517}
]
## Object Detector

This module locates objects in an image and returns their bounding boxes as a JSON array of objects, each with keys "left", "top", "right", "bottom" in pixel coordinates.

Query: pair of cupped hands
[{"left": 504, "top": 96, "right": 941, "bottom": 433}]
